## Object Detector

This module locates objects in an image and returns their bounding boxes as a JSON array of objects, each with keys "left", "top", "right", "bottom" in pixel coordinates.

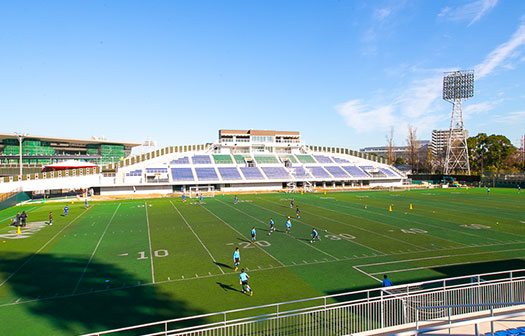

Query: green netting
[
  {"left": 296, "top": 155, "right": 316, "bottom": 163},
  {"left": 213, "top": 155, "right": 234, "bottom": 164},
  {"left": 0, "top": 192, "right": 30, "bottom": 211}
]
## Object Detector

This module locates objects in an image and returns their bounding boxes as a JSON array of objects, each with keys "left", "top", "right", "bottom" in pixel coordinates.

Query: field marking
[
  {"left": 216, "top": 198, "right": 339, "bottom": 260},
  {"left": 169, "top": 200, "right": 224, "bottom": 274},
  {"left": 0, "top": 206, "right": 38, "bottom": 225},
  {"left": 352, "top": 266, "right": 381, "bottom": 282},
  {"left": 324, "top": 198, "right": 507, "bottom": 243},
  {"left": 200, "top": 201, "right": 285, "bottom": 267},
  {"left": 3, "top": 243, "right": 525, "bottom": 308},
  {"left": 73, "top": 203, "right": 121, "bottom": 294},
  {"left": 0, "top": 206, "right": 94, "bottom": 289},
  {"left": 144, "top": 201, "right": 155, "bottom": 284},
  {"left": 260, "top": 197, "right": 428, "bottom": 251}
]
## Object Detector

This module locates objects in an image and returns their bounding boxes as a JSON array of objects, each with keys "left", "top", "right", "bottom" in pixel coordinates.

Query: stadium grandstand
[
  {"left": 0, "top": 129, "right": 406, "bottom": 195},
  {"left": 0, "top": 133, "right": 140, "bottom": 177}
]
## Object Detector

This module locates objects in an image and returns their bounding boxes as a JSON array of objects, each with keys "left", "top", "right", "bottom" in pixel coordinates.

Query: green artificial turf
[{"left": 0, "top": 188, "right": 523, "bottom": 335}]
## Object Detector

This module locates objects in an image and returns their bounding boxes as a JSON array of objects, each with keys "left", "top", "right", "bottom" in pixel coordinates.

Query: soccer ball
[{"left": 268, "top": 233, "right": 271, "bottom": 236}]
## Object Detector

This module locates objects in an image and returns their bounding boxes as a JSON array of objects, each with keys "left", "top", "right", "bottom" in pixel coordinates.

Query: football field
[{"left": 0, "top": 188, "right": 524, "bottom": 335}]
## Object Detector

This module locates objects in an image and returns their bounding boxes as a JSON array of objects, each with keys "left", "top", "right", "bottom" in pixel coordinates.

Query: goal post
[{"left": 189, "top": 186, "right": 215, "bottom": 198}]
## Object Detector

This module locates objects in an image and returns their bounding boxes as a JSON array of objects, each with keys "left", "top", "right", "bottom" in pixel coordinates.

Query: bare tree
[
  {"left": 406, "top": 125, "right": 420, "bottom": 172},
  {"left": 385, "top": 127, "right": 395, "bottom": 165}
]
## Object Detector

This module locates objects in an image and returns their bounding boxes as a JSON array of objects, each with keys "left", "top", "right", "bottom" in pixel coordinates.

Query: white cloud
[
  {"left": 374, "top": 8, "right": 392, "bottom": 22},
  {"left": 396, "top": 77, "right": 443, "bottom": 118},
  {"left": 494, "top": 111, "right": 525, "bottom": 123},
  {"left": 336, "top": 100, "right": 396, "bottom": 133},
  {"left": 464, "top": 99, "right": 504, "bottom": 115},
  {"left": 438, "top": 0, "right": 498, "bottom": 26},
  {"left": 475, "top": 19, "right": 525, "bottom": 78}
]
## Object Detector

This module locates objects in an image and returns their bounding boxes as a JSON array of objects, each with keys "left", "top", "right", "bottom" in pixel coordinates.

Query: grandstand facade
[{"left": 0, "top": 129, "right": 406, "bottom": 195}]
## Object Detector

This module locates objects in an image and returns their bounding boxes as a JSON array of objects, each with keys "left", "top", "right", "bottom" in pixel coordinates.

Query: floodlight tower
[{"left": 442, "top": 70, "right": 474, "bottom": 175}]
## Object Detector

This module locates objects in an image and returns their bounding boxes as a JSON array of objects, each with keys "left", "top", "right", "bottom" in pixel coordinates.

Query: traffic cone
[
  {"left": 409, "top": 203, "right": 413, "bottom": 210},
  {"left": 389, "top": 205, "right": 392, "bottom": 212},
  {"left": 16, "top": 226, "right": 21, "bottom": 235},
  {"left": 324, "top": 191, "right": 326, "bottom": 195}
]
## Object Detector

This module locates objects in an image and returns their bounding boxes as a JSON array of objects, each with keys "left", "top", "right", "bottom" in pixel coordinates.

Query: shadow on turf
[
  {"left": 214, "top": 262, "right": 233, "bottom": 269},
  {"left": 216, "top": 282, "right": 242, "bottom": 293},
  {"left": 0, "top": 252, "right": 206, "bottom": 335}
]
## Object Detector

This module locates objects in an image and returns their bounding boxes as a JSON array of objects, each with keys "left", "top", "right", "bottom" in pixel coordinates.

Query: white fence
[{"left": 83, "top": 269, "right": 525, "bottom": 336}]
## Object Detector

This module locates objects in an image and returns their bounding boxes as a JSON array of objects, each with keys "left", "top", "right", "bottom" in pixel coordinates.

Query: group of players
[{"left": 233, "top": 197, "right": 321, "bottom": 296}]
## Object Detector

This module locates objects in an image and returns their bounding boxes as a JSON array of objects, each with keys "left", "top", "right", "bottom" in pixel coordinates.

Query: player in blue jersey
[
  {"left": 286, "top": 217, "right": 292, "bottom": 234},
  {"left": 234, "top": 195, "right": 238, "bottom": 204},
  {"left": 239, "top": 269, "right": 252, "bottom": 296},
  {"left": 233, "top": 247, "right": 240, "bottom": 271},
  {"left": 85, "top": 199, "right": 88, "bottom": 210},
  {"left": 199, "top": 193, "right": 203, "bottom": 204},
  {"left": 382, "top": 274, "right": 393, "bottom": 287},
  {"left": 182, "top": 193, "right": 186, "bottom": 203},
  {"left": 64, "top": 206, "right": 69, "bottom": 216},
  {"left": 251, "top": 227, "right": 256, "bottom": 243},
  {"left": 310, "top": 228, "right": 320, "bottom": 243},
  {"left": 268, "top": 218, "right": 275, "bottom": 235},
  {"left": 296, "top": 206, "right": 300, "bottom": 219}
]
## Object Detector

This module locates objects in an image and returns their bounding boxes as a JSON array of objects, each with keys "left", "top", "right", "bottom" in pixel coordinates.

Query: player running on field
[
  {"left": 286, "top": 217, "right": 292, "bottom": 234},
  {"left": 239, "top": 269, "right": 253, "bottom": 296},
  {"left": 199, "top": 193, "right": 203, "bottom": 204},
  {"left": 296, "top": 206, "right": 300, "bottom": 219},
  {"left": 85, "top": 199, "right": 88, "bottom": 210},
  {"left": 251, "top": 227, "right": 256, "bottom": 243},
  {"left": 234, "top": 195, "right": 238, "bottom": 204},
  {"left": 48, "top": 212, "right": 53, "bottom": 225},
  {"left": 268, "top": 218, "right": 275, "bottom": 235},
  {"left": 182, "top": 193, "right": 186, "bottom": 203},
  {"left": 290, "top": 197, "right": 294, "bottom": 208},
  {"left": 64, "top": 206, "right": 69, "bottom": 216},
  {"left": 233, "top": 247, "right": 240, "bottom": 271},
  {"left": 310, "top": 228, "right": 320, "bottom": 243}
]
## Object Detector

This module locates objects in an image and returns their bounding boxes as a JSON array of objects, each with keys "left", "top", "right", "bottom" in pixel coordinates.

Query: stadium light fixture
[{"left": 14, "top": 132, "right": 28, "bottom": 179}]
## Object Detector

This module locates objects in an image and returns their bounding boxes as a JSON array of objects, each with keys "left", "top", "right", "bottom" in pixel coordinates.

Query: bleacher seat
[
  {"left": 280, "top": 155, "right": 298, "bottom": 163},
  {"left": 332, "top": 157, "right": 350, "bottom": 163},
  {"left": 218, "top": 167, "right": 242, "bottom": 180},
  {"left": 213, "top": 155, "right": 234, "bottom": 164},
  {"left": 145, "top": 168, "right": 167, "bottom": 174},
  {"left": 342, "top": 166, "right": 369, "bottom": 178},
  {"left": 306, "top": 166, "right": 332, "bottom": 178},
  {"left": 233, "top": 155, "right": 246, "bottom": 164},
  {"left": 296, "top": 155, "right": 316, "bottom": 164},
  {"left": 314, "top": 155, "right": 333, "bottom": 163},
  {"left": 170, "top": 157, "right": 190, "bottom": 164},
  {"left": 255, "top": 155, "right": 279, "bottom": 164},
  {"left": 261, "top": 167, "right": 290, "bottom": 179},
  {"left": 195, "top": 168, "right": 219, "bottom": 180},
  {"left": 126, "top": 169, "right": 142, "bottom": 177},
  {"left": 240, "top": 167, "right": 265, "bottom": 180},
  {"left": 290, "top": 167, "right": 308, "bottom": 178},
  {"left": 171, "top": 168, "right": 194, "bottom": 181},
  {"left": 324, "top": 166, "right": 350, "bottom": 178},
  {"left": 380, "top": 167, "right": 398, "bottom": 177},
  {"left": 192, "top": 155, "right": 212, "bottom": 164}
]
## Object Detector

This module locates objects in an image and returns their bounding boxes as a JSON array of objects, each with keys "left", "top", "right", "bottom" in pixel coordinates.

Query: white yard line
[
  {"left": 200, "top": 202, "right": 286, "bottom": 267},
  {"left": 352, "top": 266, "right": 381, "bottom": 282},
  {"left": 221, "top": 199, "right": 340, "bottom": 261},
  {"left": 169, "top": 200, "right": 224, "bottom": 274},
  {"left": 0, "top": 206, "right": 37, "bottom": 225},
  {"left": 72, "top": 203, "right": 121, "bottom": 294},
  {"left": 0, "top": 206, "right": 94, "bottom": 288},
  {"left": 144, "top": 201, "right": 155, "bottom": 284}
]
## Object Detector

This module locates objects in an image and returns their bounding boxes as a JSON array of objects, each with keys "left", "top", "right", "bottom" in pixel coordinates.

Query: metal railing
[{"left": 84, "top": 269, "right": 525, "bottom": 336}]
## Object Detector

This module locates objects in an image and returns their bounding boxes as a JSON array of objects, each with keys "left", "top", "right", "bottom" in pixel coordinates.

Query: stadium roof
[{"left": 219, "top": 129, "right": 300, "bottom": 136}]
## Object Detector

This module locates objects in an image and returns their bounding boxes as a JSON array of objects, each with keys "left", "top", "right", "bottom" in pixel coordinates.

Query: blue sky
[{"left": 1, "top": 1, "right": 524, "bottom": 150}]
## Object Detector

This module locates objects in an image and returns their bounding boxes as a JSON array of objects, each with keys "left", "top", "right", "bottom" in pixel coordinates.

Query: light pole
[{"left": 14, "top": 132, "right": 28, "bottom": 179}]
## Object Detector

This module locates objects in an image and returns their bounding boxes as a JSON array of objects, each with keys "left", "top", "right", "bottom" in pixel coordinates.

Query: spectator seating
[
  {"left": 195, "top": 168, "right": 219, "bottom": 180},
  {"left": 233, "top": 155, "right": 246, "bottom": 164},
  {"left": 314, "top": 155, "right": 333, "bottom": 163},
  {"left": 332, "top": 157, "right": 350, "bottom": 163},
  {"left": 342, "top": 166, "right": 369, "bottom": 177},
  {"left": 261, "top": 167, "right": 290, "bottom": 179},
  {"left": 255, "top": 155, "right": 279, "bottom": 164},
  {"left": 170, "top": 157, "right": 190, "bottom": 164},
  {"left": 380, "top": 167, "right": 398, "bottom": 177},
  {"left": 126, "top": 169, "right": 142, "bottom": 176},
  {"left": 280, "top": 155, "right": 298, "bottom": 163},
  {"left": 218, "top": 167, "right": 243, "bottom": 180},
  {"left": 324, "top": 166, "right": 350, "bottom": 178},
  {"left": 240, "top": 167, "right": 265, "bottom": 180},
  {"left": 145, "top": 168, "right": 167, "bottom": 174},
  {"left": 289, "top": 167, "right": 308, "bottom": 179},
  {"left": 192, "top": 155, "right": 212, "bottom": 164},
  {"left": 296, "top": 155, "right": 316, "bottom": 164},
  {"left": 307, "top": 166, "right": 332, "bottom": 178},
  {"left": 171, "top": 168, "right": 194, "bottom": 181},
  {"left": 213, "top": 154, "right": 234, "bottom": 164}
]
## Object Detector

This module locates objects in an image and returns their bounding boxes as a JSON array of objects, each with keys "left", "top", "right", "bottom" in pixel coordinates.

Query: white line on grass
[
  {"left": 352, "top": 266, "right": 381, "bottom": 282},
  {"left": 72, "top": 203, "right": 121, "bottom": 294},
  {"left": 0, "top": 206, "right": 38, "bottom": 226},
  {"left": 0, "top": 205, "right": 95, "bottom": 289},
  {"left": 169, "top": 200, "right": 224, "bottom": 274},
  {"left": 200, "top": 201, "right": 286, "bottom": 267},
  {"left": 145, "top": 201, "right": 155, "bottom": 284},
  {"left": 222, "top": 199, "right": 339, "bottom": 260}
]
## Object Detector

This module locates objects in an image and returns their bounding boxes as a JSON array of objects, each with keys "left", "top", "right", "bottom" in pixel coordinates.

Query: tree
[
  {"left": 467, "top": 133, "right": 516, "bottom": 173},
  {"left": 406, "top": 125, "right": 420, "bottom": 172},
  {"left": 394, "top": 157, "right": 405, "bottom": 165},
  {"left": 385, "top": 127, "right": 395, "bottom": 165}
]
